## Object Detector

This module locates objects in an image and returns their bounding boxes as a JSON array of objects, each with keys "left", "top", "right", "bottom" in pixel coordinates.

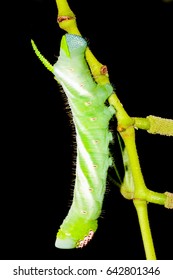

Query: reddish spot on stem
[
  {"left": 117, "top": 125, "right": 125, "bottom": 132},
  {"left": 100, "top": 65, "right": 108, "bottom": 75},
  {"left": 57, "top": 16, "right": 74, "bottom": 23}
]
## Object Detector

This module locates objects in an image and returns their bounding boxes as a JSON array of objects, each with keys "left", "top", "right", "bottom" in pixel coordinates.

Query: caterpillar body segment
[
  {"left": 31, "top": 34, "right": 115, "bottom": 249},
  {"left": 53, "top": 34, "right": 115, "bottom": 248}
]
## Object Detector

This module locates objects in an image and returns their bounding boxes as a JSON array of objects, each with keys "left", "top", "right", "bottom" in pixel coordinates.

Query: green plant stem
[
  {"left": 120, "top": 126, "right": 156, "bottom": 259},
  {"left": 133, "top": 116, "right": 173, "bottom": 136},
  {"left": 133, "top": 199, "right": 156, "bottom": 260},
  {"left": 120, "top": 126, "right": 147, "bottom": 198},
  {"left": 146, "top": 190, "right": 166, "bottom": 205},
  {"left": 133, "top": 117, "right": 150, "bottom": 130}
]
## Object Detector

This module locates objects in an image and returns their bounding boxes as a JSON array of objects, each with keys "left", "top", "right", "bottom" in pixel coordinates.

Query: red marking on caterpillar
[
  {"left": 85, "top": 101, "right": 92, "bottom": 106},
  {"left": 77, "top": 230, "right": 95, "bottom": 248},
  {"left": 81, "top": 210, "right": 87, "bottom": 214}
]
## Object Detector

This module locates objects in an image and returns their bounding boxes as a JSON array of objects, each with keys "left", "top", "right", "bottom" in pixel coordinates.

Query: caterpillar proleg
[{"left": 32, "top": 34, "right": 115, "bottom": 249}]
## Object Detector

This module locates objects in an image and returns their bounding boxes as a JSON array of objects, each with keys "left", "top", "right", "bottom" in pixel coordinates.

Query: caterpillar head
[{"left": 60, "top": 34, "right": 87, "bottom": 58}]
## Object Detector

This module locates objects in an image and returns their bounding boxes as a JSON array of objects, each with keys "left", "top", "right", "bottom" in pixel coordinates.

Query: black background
[{"left": 2, "top": 0, "right": 173, "bottom": 260}]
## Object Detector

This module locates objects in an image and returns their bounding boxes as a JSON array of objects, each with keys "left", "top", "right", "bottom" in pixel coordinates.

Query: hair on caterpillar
[
  {"left": 99, "top": 209, "right": 106, "bottom": 220},
  {"left": 99, "top": 168, "right": 112, "bottom": 221},
  {"left": 57, "top": 85, "right": 73, "bottom": 120},
  {"left": 54, "top": 79, "right": 80, "bottom": 212},
  {"left": 57, "top": 85, "right": 77, "bottom": 167},
  {"left": 109, "top": 81, "right": 116, "bottom": 92},
  {"left": 55, "top": 81, "right": 77, "bottom": 138}
]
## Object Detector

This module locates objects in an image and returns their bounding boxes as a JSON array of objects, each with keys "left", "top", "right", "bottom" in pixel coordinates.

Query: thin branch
[
  {"left": 133, "top": 116, "right": 173, "bottom": 136},
  {"left": 133, "top": 199, "right": 156, "bottom": 260}
]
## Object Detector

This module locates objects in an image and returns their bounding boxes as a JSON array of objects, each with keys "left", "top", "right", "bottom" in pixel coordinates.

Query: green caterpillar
[{"left": 31, "top": 34, "right": 115, "bottom": 249}]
